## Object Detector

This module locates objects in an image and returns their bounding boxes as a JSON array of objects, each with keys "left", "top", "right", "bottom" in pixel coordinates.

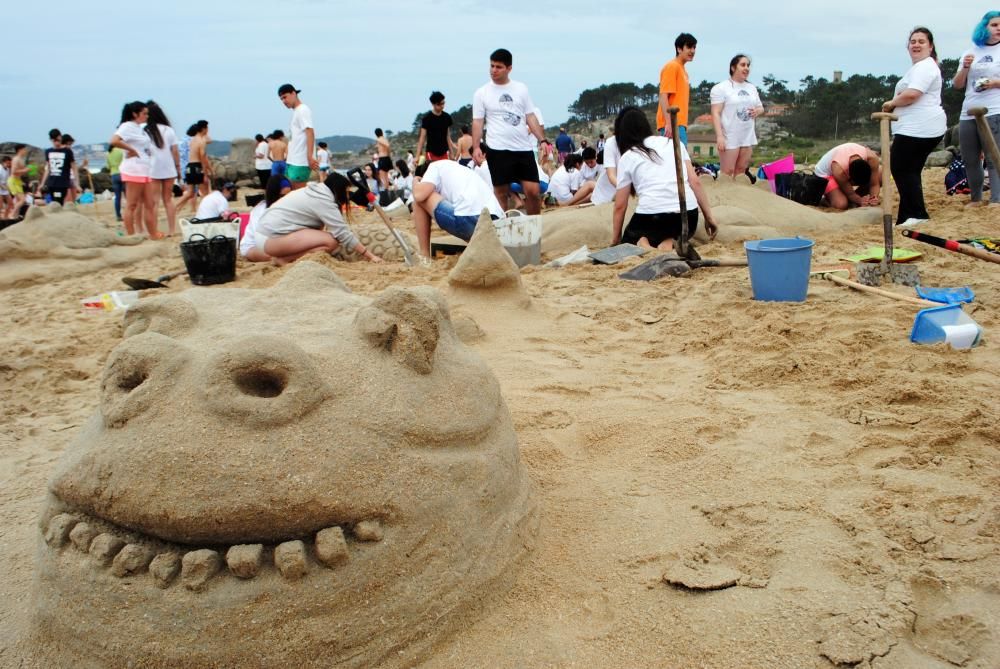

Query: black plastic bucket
[{"left": 180, "top": 234, "right": 237, "bottom": 285}]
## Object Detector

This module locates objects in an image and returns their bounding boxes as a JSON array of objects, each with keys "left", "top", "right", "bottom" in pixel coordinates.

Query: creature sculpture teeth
[
  {"left": 45, "top": 514, "right": 78, "bottom": 547},
  {"left": 111, "top": 545, "right": 153, "bottom": 578},
  {"left": 353, "top": 519, "right": 384, "bottom": 542},
  {"left": 274, "top": 541, "right": 308, "bottom": 580},
  {"left": 315, "top": 527, "right": 349, "bottom": 568},
  {"left": 149, "top": 553, "right": 181, "bottom": 588},
  {"left": 181, "top": 549, "right": 221, "bottom": 592},
  {"left": 69, "top": 522, "right": 98, "bottom": 552},
  {"left": 89, "top": 534, "right": 126, "bottom": 566},
  {"left": 226, "top": 544, "right": 264, "bottom": 579}
]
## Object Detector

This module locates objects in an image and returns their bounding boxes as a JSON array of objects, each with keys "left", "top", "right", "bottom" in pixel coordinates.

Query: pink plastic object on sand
[
  {"left": 761, "top": 154, "right": 795, "bottom": 193},
  {"left": 236, "top": 212, "right": 251, "bottom": 240}
]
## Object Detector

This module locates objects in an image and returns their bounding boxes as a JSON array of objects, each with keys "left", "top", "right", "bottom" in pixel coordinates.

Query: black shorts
[
  {"left": 485, "top": 148, "right": 538, "bottom": 187},
  {"left": 185, "top": 162, "right": 205, "bottom": 185},
  {"left": 377, "top": 156, "right": 393, "bottom": 172},
  {"left": 622, "top": 209, "right": 699, "bottom": 247}
]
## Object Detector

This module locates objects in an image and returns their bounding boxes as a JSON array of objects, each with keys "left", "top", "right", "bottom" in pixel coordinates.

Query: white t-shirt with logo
[
  {"left": 288, "top": 103, "right": 314, "bottom": 166},
  {"left": 254, "top": 141, "right": 272, "bottom": 170},
  {"left": 148, "top": 124, "right": 179, "bottom": 179},
  {"left": 591, "top": 136, "right": 620, "bottom": 205},
  {"left": 422, "top": 159, "right": 503, "bottom": 218},
  {"left": 710, "top": 79, "right": 762, "bottom": 149},
  {"left": 959, "top": 43, "right": 1000, "bottom": 120},
  {"left": 578, "top": 161, "right": 601, "bottom": 181},
  {"left": 115, "top": 121, "right": 152, "bottom": 177},
  {"left": 472, "top": 79, "right": 537, "bottom": 152},
  {"left": 891, "top": 57, "right": 947, "bottom": 138},
  {"left": 615, "top": 135, "right": 696, "bottom": 215},
  {"left": 196, "top": 190, "right": 229, "bottom": 219},
  {"left": 548, "top": 166, "right": 583, "bottom": 202}
]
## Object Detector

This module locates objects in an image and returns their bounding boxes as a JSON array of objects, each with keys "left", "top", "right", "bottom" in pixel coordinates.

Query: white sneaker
[{"left": 896, "top": 218, "right": 928, "bottom": 229}]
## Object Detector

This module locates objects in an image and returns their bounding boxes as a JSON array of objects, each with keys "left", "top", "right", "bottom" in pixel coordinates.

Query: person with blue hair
[{"left": 954, "top": 11, "right": 1000, "bottom": 207}]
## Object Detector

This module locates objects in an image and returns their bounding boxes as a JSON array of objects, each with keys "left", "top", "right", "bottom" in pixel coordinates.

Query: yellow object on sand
[{"left": 838, "top": 247, "right": 922, "bottom": 263}]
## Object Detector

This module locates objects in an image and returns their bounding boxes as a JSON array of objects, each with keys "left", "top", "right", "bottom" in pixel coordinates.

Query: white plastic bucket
[{"left": 494, "top": 211, "right": 542, "bottom": 267}]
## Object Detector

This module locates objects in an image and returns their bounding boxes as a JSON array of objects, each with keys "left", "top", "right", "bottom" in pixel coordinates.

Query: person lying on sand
[
  {"left": 812, "top": 142, "right": 881, "bottom": 210},
  {"left": 612, "top": 106, "right": 718, "bottom": 252},
  {"left": 411, "top": 159, "right": 504, "bottom": 257},
  {"left": 255, "top": 172, "right": 383, "bottom": 266}
]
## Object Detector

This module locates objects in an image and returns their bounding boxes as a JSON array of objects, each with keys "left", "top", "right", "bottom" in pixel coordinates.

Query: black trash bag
[
  {"left": 774, "top": 171, "right": 828, "bottom": 206},
  {"left": 180, "top": 234, "right": 237, "bottom": 285}
]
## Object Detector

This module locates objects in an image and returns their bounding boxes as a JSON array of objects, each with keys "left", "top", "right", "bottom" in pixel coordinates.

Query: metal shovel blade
[
  {"left": 855, "top": 260, "right": 920, "bottom": 287},
  {"left": 619, "top": 254, "right": 692, "bottom": 280}
]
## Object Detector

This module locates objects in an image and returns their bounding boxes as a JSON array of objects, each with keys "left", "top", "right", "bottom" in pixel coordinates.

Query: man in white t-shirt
[
  {"left": 471, "top": 48, "right": 546, "bottom": 214},
  {"left": 278, "top": 83, "right": 317, "bottom": 189},
  {"left": 411, "top": 159, "right": 504, "bottom": 257},
  {"left": 578, "top": 147, "right": 602, "bottom": 182},
  {"left": 195, "top": 179, "right": 236, "bottom": 220},
  {"left": 254, "top": 133, "right": 272, "bottom": 188},
  {"left": 548, "top": 154, "right": 594, "bottom": 206}
]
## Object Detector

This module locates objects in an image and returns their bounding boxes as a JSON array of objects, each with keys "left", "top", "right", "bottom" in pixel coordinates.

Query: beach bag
[
  {"left": 945, "top": 159, "right": 970, "bottom": 196},
  {"left": 774, "top": 171, "right": 827, "bottom": 206},
  {"left": 179, "top": 233, "right": 237, "bottom": 285},
  {"left": 179, "top": 216, "right": 240, "bottom": 242}
]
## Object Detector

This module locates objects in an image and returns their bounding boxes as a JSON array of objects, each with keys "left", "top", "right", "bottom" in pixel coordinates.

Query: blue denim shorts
[{"left": 433, "top": 201, "right": 496, "bottom": 241}]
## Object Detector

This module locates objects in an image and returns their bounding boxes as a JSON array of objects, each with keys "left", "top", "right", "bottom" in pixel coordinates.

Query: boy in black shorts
[{"left": 471, "top": 48, "right": 546, "bottom": 213}]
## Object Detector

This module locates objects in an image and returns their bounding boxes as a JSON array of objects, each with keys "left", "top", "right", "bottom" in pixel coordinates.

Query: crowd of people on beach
[{"left": 3, "top": 11, "right": 998, "bottom": 262}]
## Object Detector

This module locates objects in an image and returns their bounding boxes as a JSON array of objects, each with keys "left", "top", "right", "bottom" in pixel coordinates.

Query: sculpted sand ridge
[{"left": 33, "top": 261, "right": 538, "bottom": 667}]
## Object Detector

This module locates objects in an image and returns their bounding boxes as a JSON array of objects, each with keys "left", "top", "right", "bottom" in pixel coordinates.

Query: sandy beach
[{"left": 1, "top": 170, "right": 998, "bottom": 668}]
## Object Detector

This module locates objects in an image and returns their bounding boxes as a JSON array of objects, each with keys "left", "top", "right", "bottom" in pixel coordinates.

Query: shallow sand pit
[
  {"left": 32, "top": 260, "right": 538, "bottom": 668},
  {"left": 0, "top": 204, "right": 165, "bottom": 287}
]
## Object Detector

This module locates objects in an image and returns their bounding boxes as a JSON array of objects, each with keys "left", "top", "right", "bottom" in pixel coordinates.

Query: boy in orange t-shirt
[{"left": 657, "top": 33, "right": 697, "bottom": 145}]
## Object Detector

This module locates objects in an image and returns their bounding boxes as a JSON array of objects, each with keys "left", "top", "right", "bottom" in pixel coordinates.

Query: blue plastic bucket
[{"left": 744, "top": 237, "right": 814, "bottom": 302}]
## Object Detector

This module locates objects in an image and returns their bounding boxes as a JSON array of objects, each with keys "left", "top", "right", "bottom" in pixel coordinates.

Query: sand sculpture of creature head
[{"left": 33, "top": 261, "right": 538, "bottom": 668}]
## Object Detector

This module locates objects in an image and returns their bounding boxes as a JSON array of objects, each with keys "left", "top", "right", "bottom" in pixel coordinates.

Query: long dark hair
[
  {"left": 119, "top": 100, "right": 146, "bottom": 125},
  {"left": 144, "top": 100, "right": 171, "bottom": 149},
  {"left": 615, "top": 107, "right": 658, "bottom": 163},
  {"left": 394, "top": 160, "right": 410, "bottom": 178},
  {"left": 324, "top": 172, "right": 353, "bottom": 220},
  {"left": 265, "top": 175, "right": 290, "bottom": 207}
]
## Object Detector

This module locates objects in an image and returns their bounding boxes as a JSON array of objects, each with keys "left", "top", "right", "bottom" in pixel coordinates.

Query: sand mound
[
  {"left": 0, "top": 205, "right": 163, "bottom": 288},
  {"left": 448, "top": 210, "right": 530, "bottom": 308},
  {"left": 32, "top": 261, "right": 538, "bottom": 668},
  {"left": 538, "top": 178, "right": 882, "bottom": 256},
  {"left": 700, "top": 178, "right": 881, "bottom": 242}
]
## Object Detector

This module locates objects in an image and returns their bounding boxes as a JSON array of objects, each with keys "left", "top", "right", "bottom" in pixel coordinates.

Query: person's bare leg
[
  {"left": 413, "top": 193, "right": 444, "bottom": 257},
  {"left": 521, "top": 181, "right": 541, "bottom": 215},
  {"left": 123, "top": 181, "right": 144, "bottom": 235},
  {"left": 636, "top": 236, "right": 653, "bottom": 249},
  {"left": 657, "top": 238, "right": 675, "bottom": 252},
  {"left": 493, "top": 184, "right": 512, "bottom": 212},
  {"left": 263, "top": 229, "right": 339, "bottom": 264},
  {"left": 719, "top": 148, "right": 739, "bottom": 177},
  {"left": 243, "top": 248, "right": 271, "bottom": 262},
  {"left": 734, "top": 147, "right": 753, "bottom": 179},
  {"left": 824, "top": 188, "right": 849, "bottom": 210},
  {"left": 160, "top": 179, "right": 177, "bottom": 235},
  {"left": 141, "top": 184, "right": 159, "bottom": 238}
]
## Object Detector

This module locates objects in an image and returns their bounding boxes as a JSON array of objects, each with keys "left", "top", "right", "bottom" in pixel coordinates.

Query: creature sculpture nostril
[
  {"left": 232, "top": 368, "right": 287, "bottom": 398},
  {"left": 117, "top": 370, "right": 148, "bottom": 393}
]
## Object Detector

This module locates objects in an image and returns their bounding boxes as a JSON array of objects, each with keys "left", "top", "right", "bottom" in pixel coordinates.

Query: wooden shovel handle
[
  {"left": 902, "top": 229, "right": 1000, "bottom": 265},
  {"left": 969, "top": 107, "right": 1000, "bottom": 171},
  {"left": 827, "top": 273, "right": 937, "bottom": 306}
]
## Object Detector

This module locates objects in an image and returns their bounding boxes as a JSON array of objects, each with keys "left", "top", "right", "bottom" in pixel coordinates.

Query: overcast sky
[{"left": 2, "top": 1, "right": 987, "bottom": 145}]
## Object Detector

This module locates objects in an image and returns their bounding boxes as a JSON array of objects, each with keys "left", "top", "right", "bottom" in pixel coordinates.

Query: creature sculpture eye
[
  {"left": 201, "top": 337, "right": 330, "bottom": 426},
  {"left": 100, "top": 333, "right": 189, "bottom": 428}
]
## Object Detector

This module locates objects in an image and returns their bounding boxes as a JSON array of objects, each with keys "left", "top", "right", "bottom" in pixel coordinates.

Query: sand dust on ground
[{"left": 1, "top": 172, "right": 998, "bottom": 668}]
